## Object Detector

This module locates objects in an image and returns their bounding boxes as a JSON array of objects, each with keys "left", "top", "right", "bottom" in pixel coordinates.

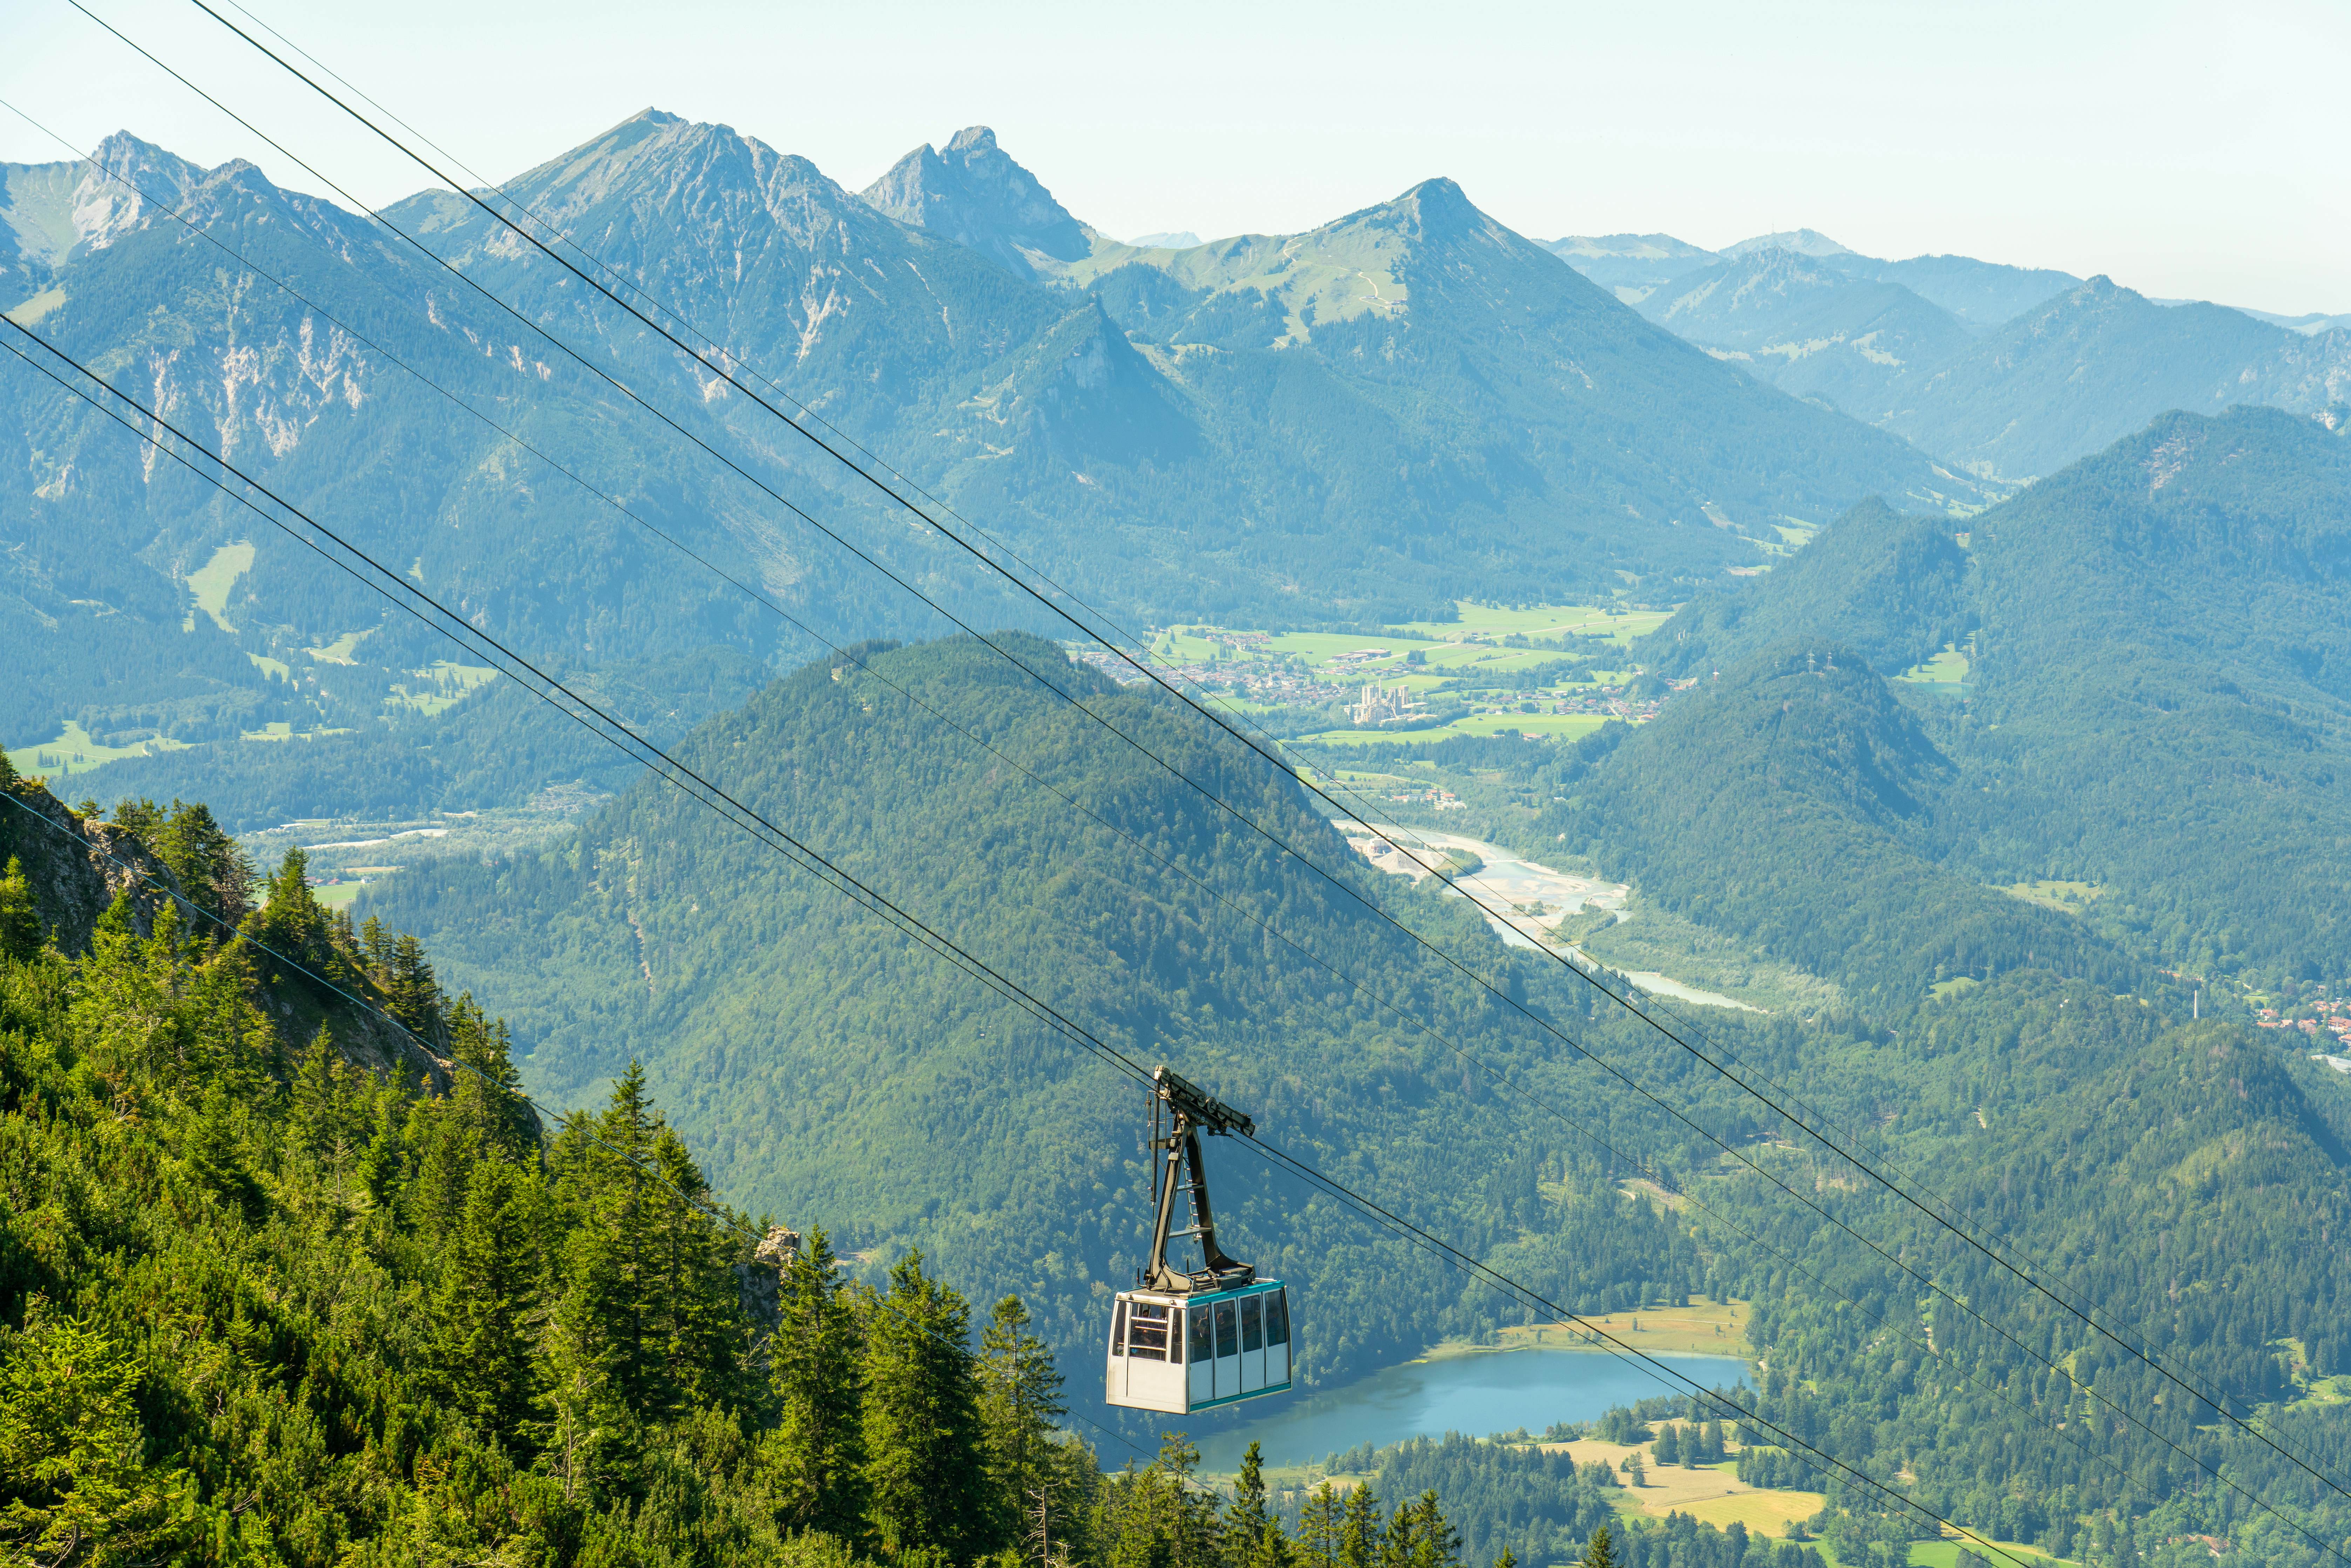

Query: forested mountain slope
[
  {"left": 69, "top": 645, "right": 769, "bottom": 832},
  {"left": 365, "top": 634, "right": 1740, "bottom": 1402},
  {"left": 1637, "top": 497, "right": 1974, "bottom": 680},
  {"left": 1546, "top": 642, "right": 2108, "bottom": 1000},
  {"left": 1635, "top": 406, "right": 2351, "bottom": 984}
]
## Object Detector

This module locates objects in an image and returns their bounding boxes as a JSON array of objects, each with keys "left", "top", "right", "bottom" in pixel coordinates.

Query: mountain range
[
  {"left": 1548, "top": 229, "right": 2351, "bottom": 479},
  {"left": 0, "top": 113, "right": 1979, "bottom": 766}
]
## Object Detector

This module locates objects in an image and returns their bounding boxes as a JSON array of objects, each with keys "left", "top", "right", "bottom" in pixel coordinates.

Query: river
[{"left": 1193, "top": 1346, "right": 1752, "bottom": 1472}]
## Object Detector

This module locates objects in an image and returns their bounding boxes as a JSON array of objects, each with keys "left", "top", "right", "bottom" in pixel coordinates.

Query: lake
[{"left": 1194, "top": 1346, "right": 1751, "bottom": 1473}]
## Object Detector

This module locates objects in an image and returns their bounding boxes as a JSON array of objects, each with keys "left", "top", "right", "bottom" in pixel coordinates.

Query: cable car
[{"left": 1105, "top": 1066, "right": 1295, "bottom": 1413}]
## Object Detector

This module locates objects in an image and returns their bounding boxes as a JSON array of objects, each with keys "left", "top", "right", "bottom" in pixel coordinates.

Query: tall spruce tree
[
  {"left": 1578, "top": 1525, "right": 1621, "bottom": 1568},
  {"left": 645, "top": 1126, "right": 746, "bottom": 1415},
  {"left": 980, "top": 1294, "right": 1067, "bottom": 1530},
  {"left": 861, "top": 1250, "right": 991, "bottom": 1563},
  {"left": 385, "top": 932, "right": 441, "bottom": 1035},
  {"left": 1340, "top": 1484, "right": 1384, "bottom": 1568},
  {"left": 433, "top": 1152, "right": 542, "bottom": 1440},
  {"left": 250, "top": 847, "right": 330, "bottom": 975},
  {"left": 153, "top": 800, "right": 250, "bottom": 929},
  {"left": 1296, "top": 1482, "right": 1344, "bottom": 1568},
  {"left": 765, "top": 1227, "right": 868, "bottom": 1540},
  {"left": 1228, "top": 1441, "right": 1294, "bottom": 1568}
]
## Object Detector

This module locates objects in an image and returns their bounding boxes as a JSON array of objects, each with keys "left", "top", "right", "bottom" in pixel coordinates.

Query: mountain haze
[{"left": 1552, "top": 229, "right": 2349, "bottom": 478}]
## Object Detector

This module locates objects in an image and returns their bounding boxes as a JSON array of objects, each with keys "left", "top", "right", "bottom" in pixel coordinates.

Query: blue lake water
[{"left": 1194, "top": 1348, "right": 1751, "bottom": 1473}]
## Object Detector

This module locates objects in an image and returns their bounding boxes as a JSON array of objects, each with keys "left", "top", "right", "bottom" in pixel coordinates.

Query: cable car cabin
[
  {"left": 1104, "top": 1066, "right": 1298, "bottom": 1414},
  {"left": 1107, "top": 1281, "right": 1293, "bottom": 1413}
]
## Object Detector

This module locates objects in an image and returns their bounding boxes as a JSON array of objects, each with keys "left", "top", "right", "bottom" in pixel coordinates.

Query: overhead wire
[
  {"left": 40, "top": 2, "right": 2351, "bottom": 1520},
  {"left": 0, "top": 323, "right": 2088, "bottom": 1568}
]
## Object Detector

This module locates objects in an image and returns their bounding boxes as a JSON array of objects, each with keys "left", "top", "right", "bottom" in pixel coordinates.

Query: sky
[{"left": 4, "top": 0, "right": 2347, "bottom": 314}]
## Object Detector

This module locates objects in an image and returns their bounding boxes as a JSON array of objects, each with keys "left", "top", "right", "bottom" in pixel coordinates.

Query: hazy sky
[{"left": 5, "top": 0, "right": 2346, "bottom": 313}]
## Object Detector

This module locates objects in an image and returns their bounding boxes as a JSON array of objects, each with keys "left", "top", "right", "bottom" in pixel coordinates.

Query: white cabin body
[{"left": 1104, "top": 1280, "right": 1293, "bottom": 1414}]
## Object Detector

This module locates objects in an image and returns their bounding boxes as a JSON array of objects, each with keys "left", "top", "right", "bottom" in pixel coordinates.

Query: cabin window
[
  {"left": 1126, "top": 1303, "right": 1170, "bottom": 1361},
  {"left": 1215, "top": 1300, "right": 1239, "bottom": 1359},
  {"left": 1112, "top": 1300, "right": 1128, "bottom": 1355},
  {"left": 1241, "top": 1295, "right": 1263, "bottom": 1352},
  {"left": 1190, "top": 1304, "right": 1213, "bottom": 1363},
  {"left": 1263, "top": 1290, "right": 1289, "bottom": 1347}
]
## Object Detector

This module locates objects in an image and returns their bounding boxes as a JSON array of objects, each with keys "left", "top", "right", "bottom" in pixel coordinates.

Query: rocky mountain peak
[
  {"left": 858, "top": 125, "right": 1092, "bottom": 280},
  {"left": 65, "top": 133, "right": 206, "bottom": 255}
]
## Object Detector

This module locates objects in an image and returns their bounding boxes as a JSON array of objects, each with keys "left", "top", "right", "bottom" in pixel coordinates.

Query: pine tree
[
  {"left": 1653, "top": 1423, "right": 1680, "bottom": 1465},
  {"left": 445, "top": 992, "right": 535, "bottom": 1160},
  {"left": 182, "top": 1086, "right": 261, "bottom": 1217},
  {"left": 360, "top": 913, "right": 392, "bottom": 976},
  {"left": 433, "top": 1153, "right": 542, "bottom": 1440},
  {"left": 645, "top": 1126, "right": 745, "bottom": 1415},
  {"left": 386, "top": 932, "right": 441, "bottom": 1035},
  {"left": 1103, "top": 1433, "right": 1219, "bottom": 1568},
  {"left": 981, "top": 1294, "right": 1068, "bottom": 1529},
  {"left": 861, "top": 1249, "right": 991, "bottom": 1562},
  {"left": 358, "top": 1079, "right": 407, "bottom": 1209},
  {"left": 1230, "top": 1440, "right": 1294, "bottom": 1568},
  {"left": 0, "top": 856, "right": 41, "bottom": 963},
  {"left": 548, "top": 1064, "right": 668, "bottom": 1420},
  {"left": 1340, "top": 1483, "right": 1383, "bottom": 1568},
  {"left": 0, "top": 1304, "right": 197, "bottom": 1560},
  {"left": 251, "top": 846, "right": 329, "bottom": 970},
  {"left": 1295, "top": 1482, "right": 1343, "bottom": 1568},
  {"left": 1578, "top": 1525, "right": 1621, "bottom": 1568},
  {"left": 1381, "top": 1492, "right": 1458, "bottom": 1568},
  {"left": 765, "top": 1227, "right": 868, "bottom": 1540},
  {"left": 154, "top": 799, "right": 250, "bottom": 928},
  {"left": 1621, "top": 1451, "right": 1646, "bottom": 1487}
]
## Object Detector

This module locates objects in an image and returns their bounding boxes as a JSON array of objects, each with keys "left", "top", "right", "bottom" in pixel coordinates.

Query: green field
[
  {"left": 1998, "top": 880, "right": 2104, "bottom": 915},
  {"left": 1147, "top": 602, "right": 1676, "bottom": 688},
  {"left": 385, "top": 661, "right": 501, "bottom": 717},
  {"left": 307, "top": 628, "right": 373, "bottom": 665},
  {"left": 1907, "top": 1539, "right": 2072, "bottom": 1568},
  {"left": 1306, "top": 712, "right": 1611, "bottom": 747},
  {"left": 1391, "top": 600, "right": 1674, "bottom": 646},
  {"left": 1895, "top": 647, "right": 1969, "bottom": 687},
  {"left": 183, "top": 541, "right": 254, "bottom": 632},
  {"left": 6, "top": 719, "right": 187, "bottom": 778}
]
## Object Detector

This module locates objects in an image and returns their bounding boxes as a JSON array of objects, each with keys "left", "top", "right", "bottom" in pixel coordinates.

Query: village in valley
[{"left": 1072, "top": 599, "right": 1688, "bottom": 747}]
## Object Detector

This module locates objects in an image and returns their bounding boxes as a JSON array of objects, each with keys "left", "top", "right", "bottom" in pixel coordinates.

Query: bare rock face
[
  {"left": 0, "top": 775, "right": 457, "bottom": 1094},
  {"left": 0, "top": 780, "right": 182, "bottom": 949},
  {"left": 736, "top": 1225, "right": 802, "bottom": 1347},
  {"left": 858, "top": 125, "right": 1095, "bottom": 280}
]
